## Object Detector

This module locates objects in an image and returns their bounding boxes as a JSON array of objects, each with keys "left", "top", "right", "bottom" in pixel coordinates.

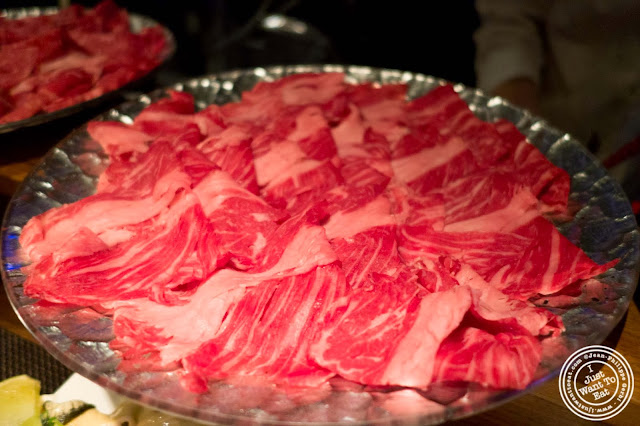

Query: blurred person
[{"left": 474, "top": 0, "right": 640, "bottom": 190}]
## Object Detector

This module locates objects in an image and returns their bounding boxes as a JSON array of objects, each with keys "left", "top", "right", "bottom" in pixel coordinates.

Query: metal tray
[
  {"left": 0, "top": 7, "right": 176, "bottom": 134},
  {"left": 2, "top": 65, "right": 639, "bottom": 424}
]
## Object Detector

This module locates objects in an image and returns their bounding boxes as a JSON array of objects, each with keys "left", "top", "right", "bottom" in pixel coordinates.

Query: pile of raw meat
[
  {"left": 20, "top": 72, "right": 616, "bottom": 395},
  {"left": 0, "top": 0, "right": 167, "bottom": 124}
]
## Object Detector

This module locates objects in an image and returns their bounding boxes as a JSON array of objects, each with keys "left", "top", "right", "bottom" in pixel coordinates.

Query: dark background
[{"left": 4, "top": 0, "right": 480, "bottom": 86}]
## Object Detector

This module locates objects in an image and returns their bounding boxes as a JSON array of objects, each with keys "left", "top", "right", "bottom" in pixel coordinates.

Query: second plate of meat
[
  {"left": 2, "top": 65, "right": 639, "bottom": 424},
  {"left": 0, "top": 0, "right": 175, "bottom": 134}
]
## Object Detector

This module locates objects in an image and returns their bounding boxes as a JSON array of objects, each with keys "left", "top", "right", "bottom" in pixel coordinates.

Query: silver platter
[{"left": 2, "top": 65, "right": 639, "bottom": 424}]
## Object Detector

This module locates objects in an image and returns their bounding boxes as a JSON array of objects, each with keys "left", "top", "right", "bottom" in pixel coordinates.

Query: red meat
[
  {"left": 18, "top": 73, "right": 618, "bottom": 399},
  {"left": 0, "top": 0, "right": 167, "bottom": 124}
]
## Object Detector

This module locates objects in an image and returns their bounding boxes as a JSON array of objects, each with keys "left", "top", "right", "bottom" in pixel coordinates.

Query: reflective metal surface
[
  {"left": 2, "top": 65, "right": 639, "bottom": 424},
  {"left": 0, "top": 7, "right": 176, "bottom": 134}
]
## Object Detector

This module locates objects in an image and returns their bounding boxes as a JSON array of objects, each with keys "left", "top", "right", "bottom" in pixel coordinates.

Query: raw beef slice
[{"left": 312, "top": 284, "right": 471, "bottom": 388}]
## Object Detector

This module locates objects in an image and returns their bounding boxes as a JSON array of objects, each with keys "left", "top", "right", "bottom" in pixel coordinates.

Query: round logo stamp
[{"left": 559, "top": 345, "right": 634, "bottom": 421}]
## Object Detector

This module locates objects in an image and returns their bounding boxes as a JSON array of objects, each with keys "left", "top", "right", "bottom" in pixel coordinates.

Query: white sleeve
[{"left": 473, "top": 0, "right": 551, "bottom": 93}]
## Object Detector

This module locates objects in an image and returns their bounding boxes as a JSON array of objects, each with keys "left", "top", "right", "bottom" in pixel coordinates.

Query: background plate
[
  {"left": 0, "top": 7, "right": 176, "bottom": 135},
  {"left": 2, "top": 65, "right": 639, "bottom": 425}
]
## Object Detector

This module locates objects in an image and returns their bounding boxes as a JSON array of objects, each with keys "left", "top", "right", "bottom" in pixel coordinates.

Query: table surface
[{"left": 1, "top": 123, "right": 640, "bottom": 425}]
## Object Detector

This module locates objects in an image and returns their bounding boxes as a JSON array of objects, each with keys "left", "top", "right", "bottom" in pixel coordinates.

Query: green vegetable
[{"left": 40, "top": 400, "right": 94, "bottom": 425}]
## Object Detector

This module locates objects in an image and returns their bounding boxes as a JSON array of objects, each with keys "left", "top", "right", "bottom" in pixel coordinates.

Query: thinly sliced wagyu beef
[
  {"left": 193, "top": 170, "right": 287, "bottom": 270},
  {"left": 312, "top": 285, "right": 472, "bottom": 388},
  {"left": 398, "top": 216, "right": 617, "bottom": 300},
  {"left": 111, "top": 219, "right": 339, "bottom": 369},
  {"left": 432, "top": 327, "right": 542, "bottom": 389},
  {"left": 87, "top": 121, "right": 152, "bottom": 157},
  {"left": 183, "top": 264, "right": 347, "bottom": 388},
  {"left": 19, "top": 72, "right": 618, "bottom": 398},
  {"left": 197, "top": 124, "right": 259, "bottom": 193},
  {"left": 494, "top": 119, "right": 571, "bottom": 213},
  {"left": 324, "top": 194, "right": 403, "bottom": 290},
  {"left": 24, "top": 191, "right": 214, "bottom": 305},
  {"left": 19, "top": 167, "right": 190, "bottom": 261},
  {"left": 0, "top": 0, "right": 167, "bottom": 125}
]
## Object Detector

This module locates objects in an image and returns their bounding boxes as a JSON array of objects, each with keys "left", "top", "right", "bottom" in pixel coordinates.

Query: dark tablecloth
[{"left": 0, "top": 327, "right": 71, "bottom": 394}]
